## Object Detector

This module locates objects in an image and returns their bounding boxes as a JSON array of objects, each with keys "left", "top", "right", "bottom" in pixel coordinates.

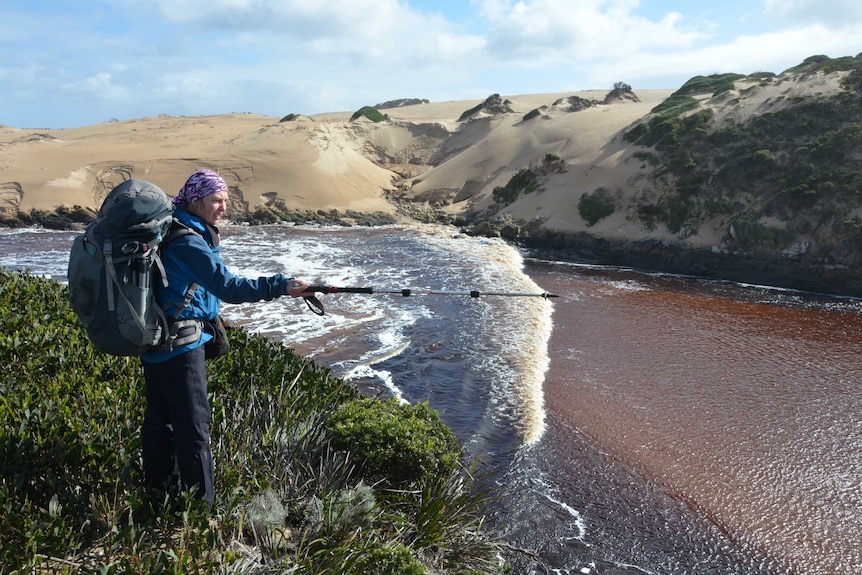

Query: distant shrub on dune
[
  {"left": 648, "top": 94, "right": 701, "bottom": 118},
  {"left": 788, "top": 53, "right": 862, "bottom": 74},
  {"left": 552, "top": 95, "right": 595, "bottom": 112},
  {"left": 374, "top": 98, "right": 430, "bottom": 109},
  {"left": 675, "top": 73, "right": 746, "bottom": 97},
  {"left": 603, "top": 82, "right": 640, "bottom": 104},
  {"left": 458, "top": 102, "right": 485, "bottom": 122},
  {"left": 578, "top": 186, "right": 617, "bottom": 226},
  {"left": 350, "top": 106, "right": 388, "bottom": 122},
  {"left": 523, "top": 106, "right": 547, "bottom": 121},
  {"left": 493, "top": 168, "right": 539, "bottom": 206},
  {"left": 458, "top": 94, "right": 514, "bottom": 122},
  {"left": 492, "top": 154, "right": 566, "bottom": 207}
]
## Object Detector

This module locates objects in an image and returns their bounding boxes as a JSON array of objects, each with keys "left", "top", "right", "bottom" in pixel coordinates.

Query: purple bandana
[{"left": 173, "top": 169, "right": 228, "bottom": 208}]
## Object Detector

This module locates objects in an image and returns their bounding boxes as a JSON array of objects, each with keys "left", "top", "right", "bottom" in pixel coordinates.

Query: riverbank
[{"left": 6, "top": 199, "right": 860, "bottom": 298}]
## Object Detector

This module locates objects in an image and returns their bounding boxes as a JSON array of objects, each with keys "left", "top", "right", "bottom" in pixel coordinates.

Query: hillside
[
  {"left": 2, "top": 54, "right": 861, "bottom": 295},
  {"left": 505, "top": 55, "right": 862, "bottom": 297}
]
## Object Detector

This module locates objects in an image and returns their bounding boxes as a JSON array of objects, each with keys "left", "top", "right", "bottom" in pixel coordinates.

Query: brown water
[{"left": 530, "top": 260, "right": 862, "bottom": 575}]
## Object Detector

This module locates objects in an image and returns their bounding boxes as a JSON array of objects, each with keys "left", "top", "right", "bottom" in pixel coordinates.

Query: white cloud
[
  {"left": 477, "top": 0, "right": 710, "bottom": 65},
  {"left": 763, "top": 0, "right": 862, "bottom": 26},
  {"left": 4, "top": 0, "right": 862, "bottom": 128},
  {"left": 588, "top": 22, "right": 862, "bottom": 91}
]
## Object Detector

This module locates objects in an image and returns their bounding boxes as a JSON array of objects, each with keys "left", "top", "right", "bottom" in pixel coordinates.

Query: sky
[{"left": 2, "top": 0, "right": 862, "bottom": 129}]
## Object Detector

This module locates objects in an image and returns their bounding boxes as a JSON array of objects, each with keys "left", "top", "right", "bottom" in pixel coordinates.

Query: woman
[{"left": 140, "top": 169, "right": 308, "bottom": 508}]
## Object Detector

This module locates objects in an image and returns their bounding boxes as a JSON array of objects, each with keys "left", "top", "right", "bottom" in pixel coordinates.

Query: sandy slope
[
  {"left": 0, "top": 113, "right": 395, "bottom": 215},
  {"left": 0, "top": 73, "right": 845, "bottom": 254},
  {"left": 1, "top": 91, "right": 671, "bottom": 217}
]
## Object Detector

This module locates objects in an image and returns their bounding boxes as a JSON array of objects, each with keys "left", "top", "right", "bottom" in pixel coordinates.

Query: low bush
[
  {"left": 523, "top": 106, "right": 546, "bottom": 121},
  {"left": 327, "top": 398, "right": 462, "bottom": 487},
  {"left": 350, "top": 106, "right": 387, "bottom": 122},
  {"left": 578, "top": 187, "right": 617, "bottom": 226},
  {"left": 493, "top": 168, "right": 539, "bottom": 206},
  {"left": 673, "top": 73, "right": 745, "bottom": 97},
  {"left": 458, "top": 102, "right": 485, "bottom": 122}
]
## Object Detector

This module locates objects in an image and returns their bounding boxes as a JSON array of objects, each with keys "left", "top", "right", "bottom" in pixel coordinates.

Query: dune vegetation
[{"left": 0, "top": 269, "right": 507, "bottom": 574}]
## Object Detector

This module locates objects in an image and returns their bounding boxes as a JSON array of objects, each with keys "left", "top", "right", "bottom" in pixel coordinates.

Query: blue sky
[{"left": 2, "top": 0, "right": 861, "bottom": 129}]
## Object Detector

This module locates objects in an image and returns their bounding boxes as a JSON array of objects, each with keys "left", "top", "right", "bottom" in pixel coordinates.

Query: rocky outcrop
[
  {"left": 457, "top": 94, "right": 515, "bottom": 122},
  {"left": 0, "top": 182, "right": 24, "bottom": 220},
  {"left": 375, "top": 98, "right": 430, "bottom": 109}
]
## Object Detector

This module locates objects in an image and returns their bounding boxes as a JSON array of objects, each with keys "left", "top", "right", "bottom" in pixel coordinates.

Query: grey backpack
[{"left": 68, "top": 179, "right": 198, "bottom": 356}]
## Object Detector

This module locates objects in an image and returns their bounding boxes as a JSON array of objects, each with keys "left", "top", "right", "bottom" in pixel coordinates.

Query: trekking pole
[{"left": 300, "top": 285, "right": 559, "bottom": 316}]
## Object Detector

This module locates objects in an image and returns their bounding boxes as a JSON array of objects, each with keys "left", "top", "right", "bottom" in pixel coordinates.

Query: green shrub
[
  {"left": 523, "top": 106, "right": 546, "bottom": 121},
  {"left": 633, "top": 150, "right": 660, "bottom": 166},
  {"left": 649, "top": 94, "right": 700, "bottom": 118},
  {"left": 578, "top": 187, "right": 616, "bottom": 226},
  {"left": 327, "top": 398, "right": 462, "bottom": 487},
  {"left": 538, "top": 153, "right": 567, "bottom": 175},
  {"left": 493, "top": 168, "right": 539, "bottom": 206},
  {"left": 806, "top": 124, "right": 862, "bottom": 160},
  {"left": 637, "top": 203, "right": 662, "bottom": 231},
  {"left": 350, "top": 106, "right": 387, "bottom": 122},
  {"left": 659, "top": 194, "right": 695, "bottom": 234},
  {"left": 624, "top": 115, "right": 683, "bottom": 148},
  {"left": 728, "top": 217, "right": 795, "bottom": 249},
  {"left": 354, "top": 543, "right": 427, "bottom": 575},
  {"left": 674, "top": 73, "right": 745, "bottom": 97},
  {"left": 458, "top": 102, "right": 484, "bottom": 122}
]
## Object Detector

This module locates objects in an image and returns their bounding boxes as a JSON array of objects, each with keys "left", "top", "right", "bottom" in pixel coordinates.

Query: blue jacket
[{"left": 141, "top": 208, "right": 291, "bottom": 363}]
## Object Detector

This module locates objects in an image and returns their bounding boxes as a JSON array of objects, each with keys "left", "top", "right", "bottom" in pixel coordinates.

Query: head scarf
[{"left": 173, "top": 169, "right": 228, "bottom": 209}]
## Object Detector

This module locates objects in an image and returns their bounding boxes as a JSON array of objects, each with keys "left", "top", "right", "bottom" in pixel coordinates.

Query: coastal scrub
[{"left": 0, "top": 269, "right": 505, "bottom": 574}]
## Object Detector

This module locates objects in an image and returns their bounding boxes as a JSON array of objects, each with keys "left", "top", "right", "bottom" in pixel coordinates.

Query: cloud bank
[{"left": 1, "top": 0, "right": 860, "bottom": 128}]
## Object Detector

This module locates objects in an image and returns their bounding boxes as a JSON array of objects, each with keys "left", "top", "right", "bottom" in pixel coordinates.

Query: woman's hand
[{"left": 286, "top": 278, "right": 309, "bottom": 298}]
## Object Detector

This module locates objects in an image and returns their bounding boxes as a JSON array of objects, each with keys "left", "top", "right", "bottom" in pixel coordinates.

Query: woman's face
[{"left": 188, "top": 191, "right": 228, "bottom": 226}]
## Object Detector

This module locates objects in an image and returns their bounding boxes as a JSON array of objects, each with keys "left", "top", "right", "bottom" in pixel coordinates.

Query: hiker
[{"left": 139, "top": 169, "right": 308, "bottom": 508}]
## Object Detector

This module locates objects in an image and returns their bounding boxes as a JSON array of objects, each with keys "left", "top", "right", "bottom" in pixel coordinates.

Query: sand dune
[
  {"left": 0, "top": 91, "right": 668, "bottom": 218},
  {"left": 0, "top": 73, "right": 844, "bottom": 254}
]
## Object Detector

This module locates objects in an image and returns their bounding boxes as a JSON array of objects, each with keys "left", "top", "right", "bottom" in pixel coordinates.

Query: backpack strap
[
  {"left": 157, "top": 218, "right": 204, "bottom": 321},
  {"left": 170, "top": 282, "right": 201, "bottom": 320},
  {"left": 103, "top": 239, "right": 118, "bottom": 312}
]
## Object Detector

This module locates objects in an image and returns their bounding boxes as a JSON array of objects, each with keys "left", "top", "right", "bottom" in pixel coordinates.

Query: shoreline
[{"left": 4, "top": 204, "right": 861, "bottom": 300}]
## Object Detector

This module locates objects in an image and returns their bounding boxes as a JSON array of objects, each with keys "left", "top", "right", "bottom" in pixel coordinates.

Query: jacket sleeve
[{"left": 172, "top": 233, "right": 291, "bottom": 304}]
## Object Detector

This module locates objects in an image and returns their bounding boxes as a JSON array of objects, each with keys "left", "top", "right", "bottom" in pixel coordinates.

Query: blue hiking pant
[{"left": 141, "top": 346, "right": 214, "bottom": 507}]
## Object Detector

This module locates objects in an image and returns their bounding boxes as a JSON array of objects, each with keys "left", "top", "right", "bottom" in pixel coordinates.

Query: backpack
[{"left": 68, "top": 179, "right": 199, "bottom": 356}]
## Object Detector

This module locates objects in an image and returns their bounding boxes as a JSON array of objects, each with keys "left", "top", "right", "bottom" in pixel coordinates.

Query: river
[{"left": 1, "top": 224, "right": 860, "bottom": 575}]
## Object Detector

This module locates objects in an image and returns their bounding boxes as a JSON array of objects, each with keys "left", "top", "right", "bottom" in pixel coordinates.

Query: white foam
[
  {"left": 419, "top": 228, "right": 554, "bottom": 445},
  {"left": 342, "top": 364, "right": 404, "bottom": 403}
]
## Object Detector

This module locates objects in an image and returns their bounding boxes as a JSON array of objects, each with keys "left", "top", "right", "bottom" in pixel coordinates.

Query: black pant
[{"left": 141, "top": 346, "right": 214, "bottom": 507}]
